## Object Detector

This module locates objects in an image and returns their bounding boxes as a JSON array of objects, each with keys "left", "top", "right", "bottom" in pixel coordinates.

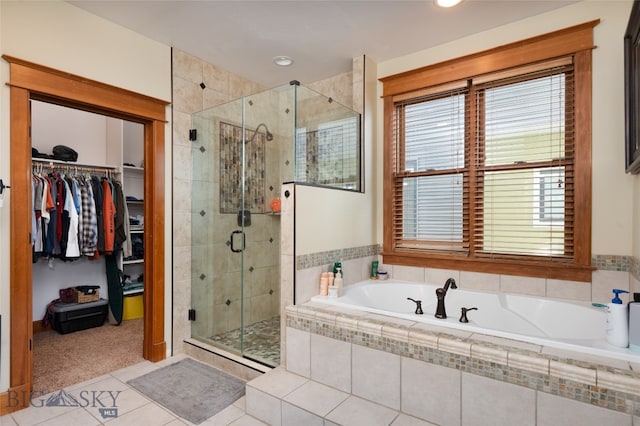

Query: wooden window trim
[{"left": 381, "top": 22, "right": 597, "bottom": 282}]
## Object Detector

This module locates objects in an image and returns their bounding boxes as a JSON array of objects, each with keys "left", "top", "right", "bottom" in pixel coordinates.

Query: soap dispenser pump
[{"left": 606, "top": 289, "right": 630, "bottom": 348}]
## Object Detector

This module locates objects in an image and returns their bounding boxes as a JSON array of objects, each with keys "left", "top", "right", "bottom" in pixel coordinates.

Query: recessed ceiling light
[
  {"left": 434, "top": 0, "right": 463, "bottom": 7},
  {"left": 273, "top": 56, "right": 293, "bottom": 67}
]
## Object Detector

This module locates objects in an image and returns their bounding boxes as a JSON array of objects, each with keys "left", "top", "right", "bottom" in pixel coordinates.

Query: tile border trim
[
  {"left": 296, "top": 244, "right": 380, "bottom": 270},
  {"left": 298, "top": 250, "right": 637, "bottom": 277}
]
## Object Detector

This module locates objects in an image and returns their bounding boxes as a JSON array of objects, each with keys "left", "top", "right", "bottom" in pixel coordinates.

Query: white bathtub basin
[{"left": 311, "top": 279, "right": 637, "bottom": 362}]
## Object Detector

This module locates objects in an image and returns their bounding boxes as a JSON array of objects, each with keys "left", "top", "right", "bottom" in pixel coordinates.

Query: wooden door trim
[{"left": 1, "top": 56, "right": 168, "bottom": 413}]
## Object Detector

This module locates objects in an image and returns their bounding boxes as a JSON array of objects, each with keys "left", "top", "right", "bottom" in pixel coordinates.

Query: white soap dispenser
[
  {"left": 334, "top": 267, "right": 343, "bottom": 297},
  {"left": 606, "top": 289, "right": 629, "bottom": 348}
]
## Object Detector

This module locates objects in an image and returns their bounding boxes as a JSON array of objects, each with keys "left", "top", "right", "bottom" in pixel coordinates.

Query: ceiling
[{"left": 69, "top": 0, "right": 578, "bottom": 88}]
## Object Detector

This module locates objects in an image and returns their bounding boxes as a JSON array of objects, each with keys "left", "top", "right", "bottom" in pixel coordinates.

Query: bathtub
[{"left": 311, "top": 279, "right": 639, "bottom": 362}]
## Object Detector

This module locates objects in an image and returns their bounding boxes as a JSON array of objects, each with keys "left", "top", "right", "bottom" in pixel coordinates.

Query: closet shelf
[
  {"left": 123, "top": 165, "right": 144, "bottom": 172},
  {"left": 123, "top": 258, "right": 144, "bottom": 265},
  {"left": 123, "top": 288, "right": 144, "bottom": 296}
]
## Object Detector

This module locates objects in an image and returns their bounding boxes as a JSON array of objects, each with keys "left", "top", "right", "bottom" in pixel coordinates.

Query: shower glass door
[{"left": 190, "top": 88, "right": 283, "bottom": 367}]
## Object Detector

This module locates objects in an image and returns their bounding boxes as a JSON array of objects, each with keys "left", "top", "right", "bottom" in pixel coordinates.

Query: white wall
[
  {"left": 377, "top": 0, "right": 635, "bottom": 257},
  {"left": 0, "top": 1, "right": 172, "bottom": 392}
]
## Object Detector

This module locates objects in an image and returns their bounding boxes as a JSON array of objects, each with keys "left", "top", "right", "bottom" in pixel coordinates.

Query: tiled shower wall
[
  {"left": 172, "top": 49, "right": 267, "bottom": 352},
  {"left": 172, "top": 49, "right": 362, "bottom": 353}
]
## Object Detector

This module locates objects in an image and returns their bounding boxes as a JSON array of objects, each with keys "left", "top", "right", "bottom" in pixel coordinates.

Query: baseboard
[
  {"left": 33, "top": 320, "right": 49, "bottom": 334},
  {"left": 0, "top": 383, "right": 31, "bottom": 415},
  {"left": 183, "top": 338, "right": 270, "bottom": 381}
]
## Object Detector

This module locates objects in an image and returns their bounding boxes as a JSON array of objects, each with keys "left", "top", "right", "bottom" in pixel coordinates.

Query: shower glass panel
[
  {"left": 190, "top": 83, "right": 360, "bottom": 368},
  {"left": 293, "top": 85, "right": 362, "bottom": 191},
  {"left": 190, "top": 88, "right": 283, "bottom": 367}
]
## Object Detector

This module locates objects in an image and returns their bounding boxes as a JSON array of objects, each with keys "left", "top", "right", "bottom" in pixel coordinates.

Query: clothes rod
[{"left": 32, "top": 158, "right": 118, "bottom": 173}]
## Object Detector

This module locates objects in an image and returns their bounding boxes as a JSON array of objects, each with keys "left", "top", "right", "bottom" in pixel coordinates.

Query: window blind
[
  {"left": 394, "top": 88, "right": 469, "bottom": 251},
  {"left": 392, "top": 62, "right": 574, "bottom": 260},
  {"left": 473, "top": 67, "right": 574, "bottom": 259}
]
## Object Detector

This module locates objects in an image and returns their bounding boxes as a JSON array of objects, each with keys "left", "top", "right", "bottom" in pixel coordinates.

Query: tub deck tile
[
  {"left": 507, "top": 351, "right": 550, "bottom": 375},
  {"left": 471, "top": 343, "right": 508, "bottom": 365},
  {"left": 550, "top": 360, "right": 597, "bottom": 386},
  {"left": 315, "top": 310, "right": 337, "bottom": 325},
  {"left": 335, "top": 314, "right": 359, "bottom": 331},
  {"left": 596, "top": 368, "right": 640, "bottom": 396},
  {"left": 542, "top": 346, "right": 632, "bottom": 371},
  {"left": 357, "top": 319, "right": 383, "bottom": 336},
  {"left": 469, "top": 333, "right": 542, "bottom": 354},
  {"left": 407, "top": 330, "right": 439, "bottom": 349},
  {"left": 410, "top": 322, "right": 473, "bottom": 340},
  {"left": 382, "top": 324, "right": 410, "bottom": 342},
  {"left": 438, "top": 336, "right": 471, "bottom": 357}
]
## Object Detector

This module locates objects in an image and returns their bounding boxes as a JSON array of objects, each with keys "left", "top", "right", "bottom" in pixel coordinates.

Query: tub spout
[
  {"left": 407, "top": 297, "right": 424, "bottom": 315},
  {"left": 435, "top": 278, "right": 457, "bottom": 319}
]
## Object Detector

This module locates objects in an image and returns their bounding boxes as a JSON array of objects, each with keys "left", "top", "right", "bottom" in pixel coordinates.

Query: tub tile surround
[
  {"left": 283, "top": 303, "right": 640, "bottom": 425},
  {"left": 296, "top": 250, "right": 639, "bottom": 306}
]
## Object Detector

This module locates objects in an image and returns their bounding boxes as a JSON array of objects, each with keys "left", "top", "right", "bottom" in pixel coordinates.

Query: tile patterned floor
[
  {"left": 209, "top": 316, "right": 280, "bottom": 367},
  {"left": 0, "top": 354, "right": 267, "bottom": 426}
]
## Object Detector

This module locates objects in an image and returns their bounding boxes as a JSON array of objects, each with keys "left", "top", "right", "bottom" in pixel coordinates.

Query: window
[
  {"left": 533, "top": 167, "right": 565, "bottom": 226},
  {"left": 381, "top": 21, "right": 597, "bottom": 281}
]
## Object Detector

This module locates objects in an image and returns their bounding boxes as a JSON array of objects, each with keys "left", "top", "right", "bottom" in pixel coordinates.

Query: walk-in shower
[{"left": 189, "top": 82, "right": 361, "bottom": 367}]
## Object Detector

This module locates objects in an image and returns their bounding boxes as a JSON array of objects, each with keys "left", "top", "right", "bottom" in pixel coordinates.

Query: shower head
[{"left": 247, "top": 123, "right": 273, "bottom": 144}]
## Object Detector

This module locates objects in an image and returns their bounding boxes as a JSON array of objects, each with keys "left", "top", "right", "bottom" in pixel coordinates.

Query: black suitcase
[{"left": 52, "top": 299, "right": 108, "bottom": 334}]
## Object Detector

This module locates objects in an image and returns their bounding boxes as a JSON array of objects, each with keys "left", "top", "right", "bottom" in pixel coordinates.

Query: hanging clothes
[
  {"left": 102, "top": 177, "right": 116, "bottom": 255},
  {"left": 30, "top": 164, "right": 120, "bottom": 262},
  {"left": 113, "top": 180, "right": 129, "bottom": 256},
  {"left": 90, "top": 175, "right": 104, "bottom": 258},
  {"left": 62, "top": 175, "right": 80, "bottom": 259},
  {"left": 80, "top": 174, "right": 98, "bottom": 257}
]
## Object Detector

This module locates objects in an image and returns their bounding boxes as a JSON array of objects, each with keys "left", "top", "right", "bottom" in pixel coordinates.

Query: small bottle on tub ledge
[{"left": 606, "top": 289, "right": 629, "bottom": 348}]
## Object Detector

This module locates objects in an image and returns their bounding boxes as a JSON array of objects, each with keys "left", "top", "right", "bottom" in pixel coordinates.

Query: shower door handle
[{"left": 230, "top": 230, "right": 245, "bottom": 253}]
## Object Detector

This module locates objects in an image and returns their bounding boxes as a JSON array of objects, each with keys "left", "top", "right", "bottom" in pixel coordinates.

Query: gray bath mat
[{"left": 127, "top": 358, "right": 245, "bottom": 424}]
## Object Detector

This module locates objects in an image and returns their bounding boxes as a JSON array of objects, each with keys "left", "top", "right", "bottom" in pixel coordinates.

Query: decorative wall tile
[
  {"left": 296, "top": 244, "right": 379, "bottom": 270},
  {"left": 219, "top": 122, "right": 266, "bottom": 214}
]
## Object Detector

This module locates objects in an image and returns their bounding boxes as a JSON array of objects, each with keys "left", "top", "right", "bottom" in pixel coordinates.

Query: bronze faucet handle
[
  {"left": 407, "top": 297, "right": 424, "bottom": 315},
  {"left": 459, "top": 307, "right": 478, "bottom": 323}
]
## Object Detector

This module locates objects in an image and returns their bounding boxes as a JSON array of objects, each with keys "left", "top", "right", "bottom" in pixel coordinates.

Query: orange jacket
[{"left": 102, "top": 179, "right": 116, "bottom": 254}]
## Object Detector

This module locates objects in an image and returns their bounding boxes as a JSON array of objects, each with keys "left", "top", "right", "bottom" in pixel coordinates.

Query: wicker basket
[{"left": 74, "top": 288, "right": 99, "bottom": 303}]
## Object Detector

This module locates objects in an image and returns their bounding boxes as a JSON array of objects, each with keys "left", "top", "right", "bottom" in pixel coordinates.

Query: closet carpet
[{"left": 33, "top": 318, "right": 144, "bottom": 395}]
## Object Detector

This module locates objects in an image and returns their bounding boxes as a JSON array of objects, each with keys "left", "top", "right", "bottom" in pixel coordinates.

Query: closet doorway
[{"left": 3, "top": 56, "right": 168, "bottom": 412}]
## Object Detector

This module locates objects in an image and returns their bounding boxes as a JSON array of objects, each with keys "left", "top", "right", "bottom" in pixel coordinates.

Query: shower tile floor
[{"left": 209, "top": 316, "right": 280, "bottom": 366}]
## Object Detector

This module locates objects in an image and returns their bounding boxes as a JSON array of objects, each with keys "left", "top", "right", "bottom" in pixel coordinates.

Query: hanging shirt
[
  {"left": 102, "top": 178, "right": 116, "bottom": 254},
  {"left": 63, "top": 178, "right": 80, "bottom": 259},
  {"left": 80, "top": 175, "right": 98, "bottom": 256}
]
